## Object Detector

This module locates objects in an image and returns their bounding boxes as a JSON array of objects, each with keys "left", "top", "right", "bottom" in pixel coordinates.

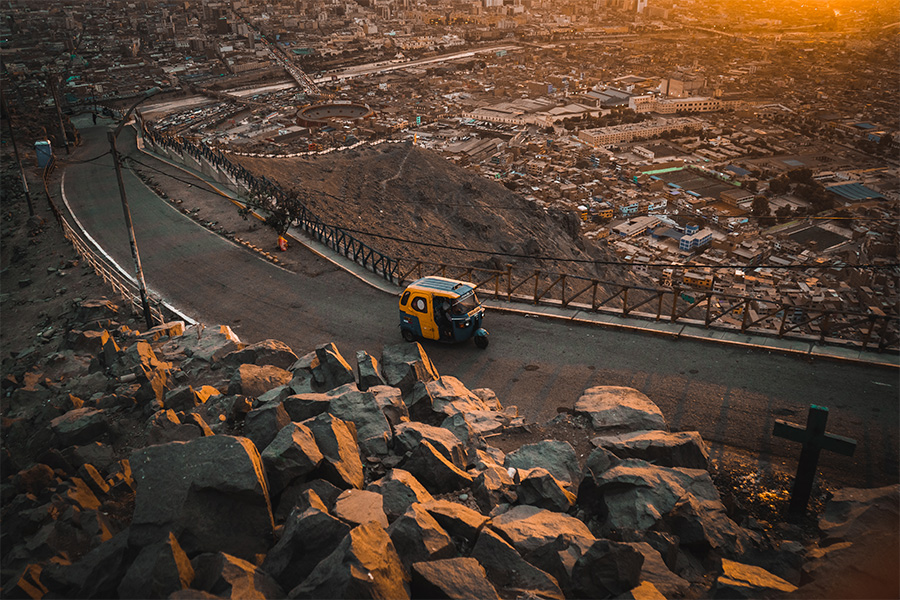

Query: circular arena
[{"left": 296, "top": 102, "right": 374, "bottom": 127}]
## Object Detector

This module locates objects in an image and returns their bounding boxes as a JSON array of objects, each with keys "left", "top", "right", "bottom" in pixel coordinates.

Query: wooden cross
[{"left": 773, "top": 404, "right": 857, "bottom": 516}]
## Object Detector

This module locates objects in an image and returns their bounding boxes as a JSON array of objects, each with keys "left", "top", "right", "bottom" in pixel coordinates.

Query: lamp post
[{"left": 108, "top": 87, "right": 160, "bottom": 330}]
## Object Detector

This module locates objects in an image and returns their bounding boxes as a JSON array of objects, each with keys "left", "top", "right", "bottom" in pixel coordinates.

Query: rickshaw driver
[{"left": 436, "top": 298, "right": 453, "bottom": 339}]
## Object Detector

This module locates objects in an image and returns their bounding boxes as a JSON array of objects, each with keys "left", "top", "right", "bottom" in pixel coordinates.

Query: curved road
[{"left": 63, "top": 120, "right": 898, "bottom": 489}]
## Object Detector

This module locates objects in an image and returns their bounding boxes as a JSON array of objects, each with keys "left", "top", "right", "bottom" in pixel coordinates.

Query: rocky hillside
[
  {"left": 233, "top": 142, "right": 637, "bottom": 284},
  {"left": 1, "top": 298, "right": 897, "bottom": 599}
]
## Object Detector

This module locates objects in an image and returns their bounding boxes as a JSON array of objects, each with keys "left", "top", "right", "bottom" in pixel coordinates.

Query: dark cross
[{"left": 773, "top": 404, "right": 857, "bottom": 516}]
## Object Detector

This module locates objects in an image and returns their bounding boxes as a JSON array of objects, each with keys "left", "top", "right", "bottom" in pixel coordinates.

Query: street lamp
[{"left": 108, "top": 87, "right": 160, "bottom": 330}]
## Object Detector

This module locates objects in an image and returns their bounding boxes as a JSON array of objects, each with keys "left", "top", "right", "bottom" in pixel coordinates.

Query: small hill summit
[
  {"left": 1, "top": 298, "right": 897, "bottom": 599},
  {"left": 233, "top": 142, "right": 636, "bottom": 284}
]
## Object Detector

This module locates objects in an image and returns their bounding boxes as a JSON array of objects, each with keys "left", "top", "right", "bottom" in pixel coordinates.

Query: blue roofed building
[{"left": 826, "top": 182, "right": 885, "bottom": 202}]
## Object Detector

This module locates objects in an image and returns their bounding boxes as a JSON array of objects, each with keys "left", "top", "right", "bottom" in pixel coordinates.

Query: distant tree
[
  {"left": 752, "top": 195, "right": 770, "bottom": 218},
  {"left": 768, "top": 176, "right": 790, "bottom": 195},
  {"left": 787, "top": 168, "right": 813, "bottom": 184},
  {"left": 775, "top": 205, "right": 793, "bottom": 223}
]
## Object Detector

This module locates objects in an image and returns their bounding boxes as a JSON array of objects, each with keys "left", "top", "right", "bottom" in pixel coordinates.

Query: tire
[
  {"left": 401, "top": 329, "right": 416, "bottom": 342},
  {"left": 474, "top": 335, "right": 489, "bottom": 349}
]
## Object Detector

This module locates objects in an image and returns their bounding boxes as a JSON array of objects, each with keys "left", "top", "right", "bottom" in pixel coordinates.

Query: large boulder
[
  {"left": 223, "top": 339, "right": 298, "bottom": 370},
  {"left": 366, "top": 468, "right": 435, "bottom": 523},
  {"left": 50, "top": 408, "right": 109, "bottom": 447},
  {"left": 394, "top": 421, "right": 466, "bottom": 468},
  {"left": 488, "top": 505, "right": 595, "bottom": 556},
  {"left": 420, "top": 500, "right": 489, "bottom": 549},
  {"left": 368, "top": 385, "right": 409, "bottom": 428},
  {"left": 381, "top": 343, "right": 439, "bottom": 396},
  {"left": 243, "top": 402, "right": 291, "bottom": 452},
  {"left": 586, "top": 459, "right": 755, "bottom": 555},
  {"left": 471, "top": 528, "right": 565, "bottom": 600},
  {"left": 289, "top": 521, "right": 409, "bottom": 599},
  {"left": 356, "top": 350, "right": 386, "bottom": 392},
  {"left": 591, "top": 430, "right": 709, "bottom": 470},
  {"left": 401, "top": 440, "right": 473, "bottom": 494},
  {"left": 407, "top": 376, "right": 490, "bottom": 422},
  {"left": 311, "top": 343, "right": 355, "bottom": 391},
  {"left": 325, "top": 384, "right": 393, "bottom": 456},
  {"left": 117, "top": 532, "right": 194, "bottom": 599},
  {"left": 411, "top": 558, "right": 500, "bottom": 600},
  {"left": 388, "top": 503, "right": 456, "bottom": 570},
  {"left": 505, "top": 440, "right": 580, "bottom": 487},
  {"left": 160, "top": 324, "right": 243, "bottom": 364},
  {"left": 227, "top": 364, "right": 293, "bottom": 397},
  {"left": 262, "top": 507, "right": 351, "bottom": 592},
  {"left": 191, "top": 552, "right": 285, "bottom": 599},
  {"left": 333, "top": 489, "right": 389, "bottom": 528},
  {"left": 712, "top": 559, "right": 797, "bottom": 599},
  {"left": 569, "top": 539, "right": 645, "bottom": 599},
  {"left": 574, "top": 387, "right": 667, "bottom": 434},
  {"left": 516, "top": 467, "right": 576, "bottom": 513},
  {"left": 301, "top": 413, "right": 364, "bottom": 489},
  {"left": 472, "top": 465, "right": 517, "bottom": 514},
  {"left": 41, "top": 530, "right": 132, "bottom": 598},
  {"left": 624, "top": 542, "right": 691, "bottom": 598},
  {"left": 282, "top": 393, "right": 331, "bottom": 422},
  {"left": 260, "top": 422, "right": 324, "bottom": 495},
  {"left": 129, "top": 436, "right": 275, "bottom": 559}
]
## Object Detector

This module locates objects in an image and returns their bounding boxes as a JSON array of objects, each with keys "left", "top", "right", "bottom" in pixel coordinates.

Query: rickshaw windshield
[{"left": 451, "top": 291, "right": 479, "bottom": 315}]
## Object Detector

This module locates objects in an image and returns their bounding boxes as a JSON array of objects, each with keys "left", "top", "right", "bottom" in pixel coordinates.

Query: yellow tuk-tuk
[{"left": 399, "top": 276, "right": 489, "bottom": 349}]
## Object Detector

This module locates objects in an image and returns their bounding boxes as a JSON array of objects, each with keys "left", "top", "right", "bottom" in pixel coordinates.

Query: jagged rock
[
  {"left": 591, "top": 430, "right": 710, "bottom": 470},
  {"left": 282, "top": 392, "right": 331, "bottom": 421},
  {"left": 275, "top": 479, "right": 343, "bottom": 522},
  {"left": 451, "top": 410, "right": 509, "bottom": 437},
  {"left": 388, "top": 502, "right": 456, "bottom": 569},
  {"left": 164, "top": 385, "right": 221, "bottom": 413},
  {"left": 366, "top": 468, "right": 435, "bottom": 522},
  {"left": 4, "top": 564, "right": 48, "bottom": 599},
  {"left": 401, "top": 439, "right": 473, "bottom": 494},
  {"left": 289, "top": 521, "right": 409, "bottom": 599},
  {"left": 472, "top": 465, "right": 517, "bottom": 514},
  {"left": 516, "top": 467, "right": 576, "bottom": 512},
  {"left": 381, "top": 342, "right": 439, "bottom": 396},
  {"left": 713, "top": 559, "right": 797, "bottom": 599},
  {"left": 70, "top": 328, "right": 117, "bottom": 356},
  {"left": 505, "top": 440, "right": 580, "bottom": 487},
  {"left": 13, "top": 463, "right": 57, "bottom": 495},
  {"left": 439, "top": 413, "right": 484, "bottom": 449},
  {"left": 411, "top": 557, "right": 500, "bottom": 600},
  {"left": 472, "top": 388, "right": 502, "bottom": 411},
  {"left": 72, "top": 298, "right": 120, "bottom": 328},
  {"left": 356, "top": 350, "right": 386, "bottom": 391},
  {"left": 333, "top": 488, "right": 389, "bottom": 527},
  {"left": 223, "top": 339, "right": 298, "bottom": 370},
  {"left": 420, "top": 499, "right": 488, "bottom": 549},
  {"left": 262, "top": 507, "right": 351, "bottom": 592},
  {"left": 139, "top": 320, "right": 185, "bottom": 342},
  {"left": 257, "top": 384, "right": 293, "bottom": 405},
  {"left": 574, "top": 386, "right": 668, "bottom": 434},
  {"left": 469, "top": 446, "right": 507, "bottom": 470},
  {"left": 77, "top": 463, "right": 111, "bottom": 497},
  {"left": 65, "top": 372, "right": 111, "bottom": 402},
  {"left": 394, "top": 421, "right": 466, "bottom": 468},
  {"left": 587, "top": 459, "right": 755, "bottom": 555},
  {"left": 227, "top": 364, "right": 293, "bottom": 397},
  {"left": 191, "top": 552, "right": 285, "bottom": 599},
  {"left": 406, "top": 376, "right": 489, "bottom": 422},
  {"left": 41, "top": 530, "right": 131, "bottom": 598},
  {"left": 326, "top": 384, "right": 393, "bottom": 456},
  {"left": 261, "top": 422, "right": 324, "bottom": 495},
  {"left": 583, "top": 446, "right": 621, "bottom": 478},
  {"left": 488, "top": 505, "right": 595, "bottom": 557},
  {"left": 795, "top": 485, "right": 900, "bottom": 599},
  {"left": 243, "top": 402, "right": 291, "bottom": 453},
  {"left": 471, "top": 527, "right": 565, "bottom": 600},
  {"left": 302, "top": 412, "right": 364, "bottom": 489},
  {"left": 311, "top": 343, "right": 355, "bottom": 391},
  {"left": 569, "top": 539, "right": 645, "bottom": 599},
  {"left": 625, "top": 541, "right": 691, "bottom": 598},
  {"left": 50, "top": 407, "right": 109, "bottom": 447},
  {"left": 117, "top": 532, "right": 194, "bottom": 599},
  {"left": 129, "top": 436, "right": 274, "bottom": 559},
  {"left": 160, "top": 324, "right": 243, "bottom": 364},
  {"left": 368, "top": 385, "right": 409, "bottom": 428},
  {"left": 147, "top": 409, "right": 205, "bottom": 445}
]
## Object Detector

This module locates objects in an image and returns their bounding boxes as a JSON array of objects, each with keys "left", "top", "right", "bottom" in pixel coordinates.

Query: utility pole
[
  {"left": 45, "top": 71, "right": 70, "bottom": 154},
  {"left": 1, "top": 94, "right": 35, "bottom": 216},
  {"left": 109, "top": 87, "right": 160, "bottom": 330}
]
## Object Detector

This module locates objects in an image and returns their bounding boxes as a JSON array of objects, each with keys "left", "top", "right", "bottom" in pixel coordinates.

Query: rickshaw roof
[{"left": 405, "top": 276, "right": 476, "bottom": 298}]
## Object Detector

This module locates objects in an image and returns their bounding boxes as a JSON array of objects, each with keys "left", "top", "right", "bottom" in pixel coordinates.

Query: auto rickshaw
[{"left": 399, "top": 276, "right": 489, "bottom": 349}]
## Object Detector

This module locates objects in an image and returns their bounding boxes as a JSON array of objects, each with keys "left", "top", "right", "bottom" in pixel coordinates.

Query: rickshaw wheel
[
  {"left": 401, "top": 329, "right": 416, "bottom": 342},
  {"left": 474, "top": 335, "right": 489, "bottom": 349}
]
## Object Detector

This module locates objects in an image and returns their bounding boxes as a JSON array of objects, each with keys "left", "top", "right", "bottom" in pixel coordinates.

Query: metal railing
[{"left": 395, "top": 260, "right": 899, "bottom": 352}]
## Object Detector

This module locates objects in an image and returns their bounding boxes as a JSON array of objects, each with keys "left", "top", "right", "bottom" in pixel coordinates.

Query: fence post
[
  {"left": 506, "top": 264, "right": 513, "bottom": 301},
  {"left": 533, "top": 270, "right": 540, "bottom": 305},
  {"left": 671, "top": 288, "right": 680, "bottom": 322}
]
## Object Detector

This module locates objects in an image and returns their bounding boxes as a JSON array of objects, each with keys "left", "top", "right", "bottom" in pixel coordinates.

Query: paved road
[{"left": 63, "top": 121, "right": 899, "bottom": 489}]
